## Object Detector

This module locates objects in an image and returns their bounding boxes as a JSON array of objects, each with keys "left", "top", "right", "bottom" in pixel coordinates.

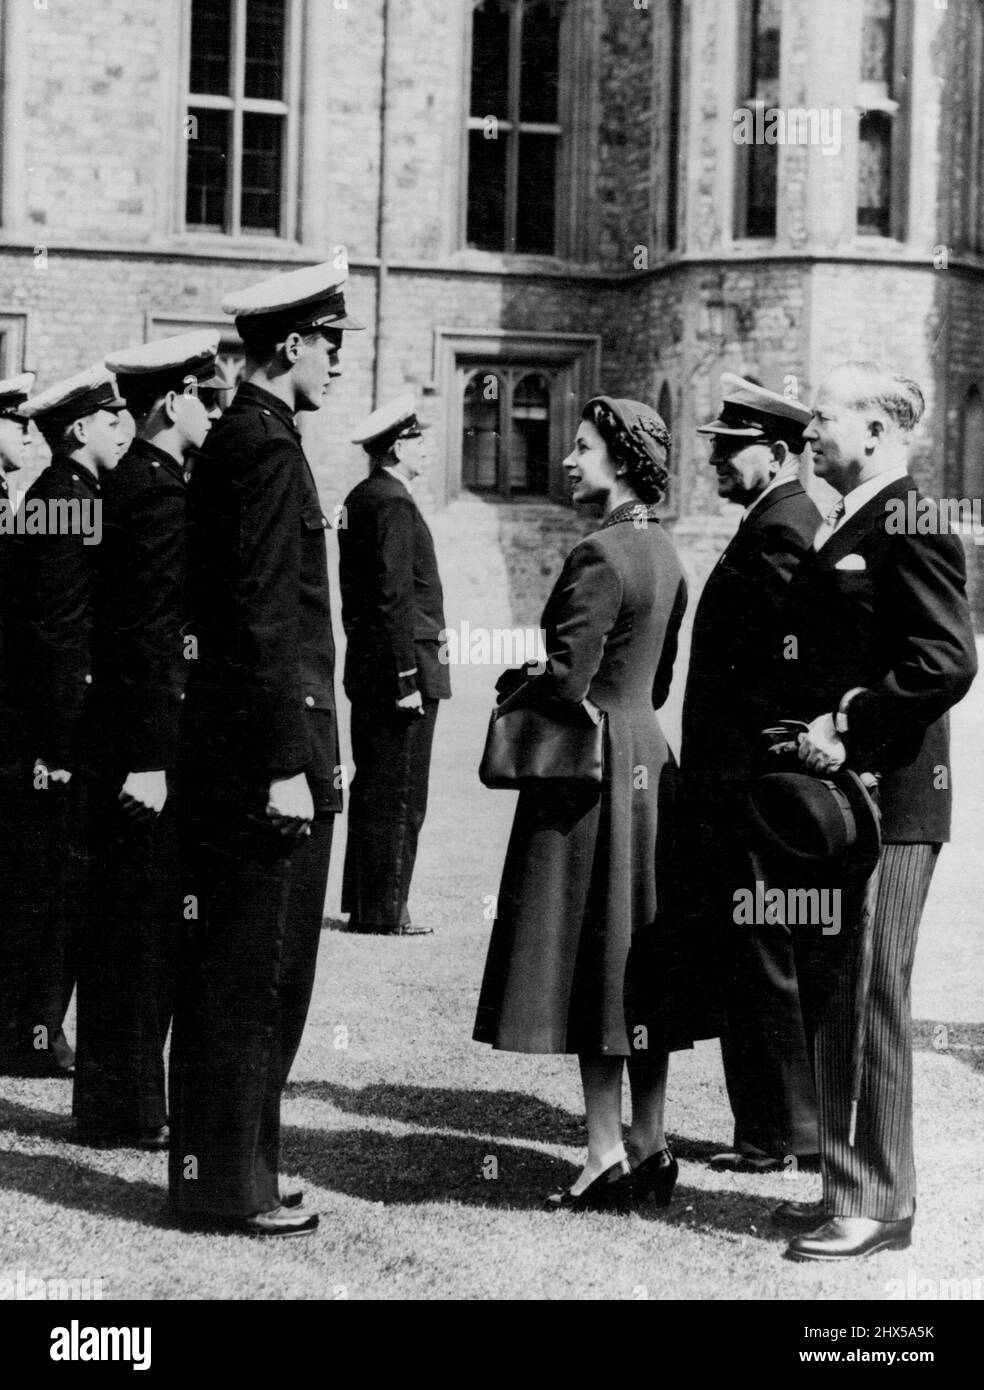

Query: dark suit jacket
[
  {"left": 7, "top": 456, "right": 102, "bottom": 769},
  {"left": 769, "top": 475, "right": 977, "bottom": 842},
  {"left": 338, "top": 468, "right": 451, "bottom": 703},
  {"left": 681, "top": 480, "right": 822, "bottom": 782},
  {"left": 182, "top": 381, "right": 341, "bottom": 814},
  {"left": 81, "top": 439, "right": 190, "bottom": 775}
]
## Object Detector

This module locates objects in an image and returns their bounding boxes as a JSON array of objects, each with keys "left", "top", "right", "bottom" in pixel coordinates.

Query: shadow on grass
[
  {"left": 0, "top": 1148, "right": 168, "bottom": 1227},
  {"left": 913, "top": 1019, "right": 984, "bottom": 1073},
  {"left": 0, "top": 1094, "right": 73, "bottom": 1143},
  {"left": 285, "top": 1080, "right": 583, "bottom": 1142},
  {"left": 282, "top": 1120, "right": 787, "bottom": 1235}
]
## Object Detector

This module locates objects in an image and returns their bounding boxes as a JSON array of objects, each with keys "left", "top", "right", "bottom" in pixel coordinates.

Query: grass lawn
[{"left": 1, "top": 511, "right": 981, "bottom": 1301}]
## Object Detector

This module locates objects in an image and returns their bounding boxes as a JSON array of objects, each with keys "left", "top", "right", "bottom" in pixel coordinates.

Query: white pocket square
[{"left": 834, "top": 554, "right": 866, "bottom": 571}]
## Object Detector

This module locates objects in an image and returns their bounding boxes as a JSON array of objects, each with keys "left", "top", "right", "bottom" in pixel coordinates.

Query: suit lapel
[{"left": 816, "top": 475, "right": 913, "bottom": 568}]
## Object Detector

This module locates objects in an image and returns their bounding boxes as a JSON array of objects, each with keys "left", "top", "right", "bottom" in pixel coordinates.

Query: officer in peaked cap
[
  {"left": 0, "top": 373, "right": 36, "bottom": 1055},
  {"left": 169, "top": 263, "right": 363, "bottom": 1235},
  {"left": 71, "top": 331, "right": 223, "bottom": 1149},
  {"left": 680, "top": 371, "right": 824, "bottom": 1172},
  {"left": 0, "top": 365, "right": 127, "bottom": 1079},
  {"left": 339, "top": 395, "right": 450, "bottom": 937},
  {"left": 0, "top": 372, "right": 35, "bottom": 488}
]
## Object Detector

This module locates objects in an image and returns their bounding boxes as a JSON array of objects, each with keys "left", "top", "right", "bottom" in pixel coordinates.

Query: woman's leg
[
  {"left": 626, "top": 1048, "right": 669, "bottom": 1164},
  {"left": 571, "top": 1055, "right": 629, "bottom": 1194}
]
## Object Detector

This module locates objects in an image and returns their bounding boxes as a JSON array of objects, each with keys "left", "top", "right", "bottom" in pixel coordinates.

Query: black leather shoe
[
  {"left": 280, "top": 1188, "right": 304, "bottom": 1209},
  {"left": 345, "top": 920, "right": 433, "bottom": 936},
  {"left": 545, "top": 1162, "right": 634, "bottom": 1214},
  {"left": 785, "top": 1215, "right": 913, "bottom": 1262},
  {"left": 631, "top": 1149, "right": 678, "bottom": 1208},
  {"left": 178, "top": 1206, "right": 319, "bottom": 1237},
  {"left": 772, "top": 1198, "right": 826, "bottom": 1232}
]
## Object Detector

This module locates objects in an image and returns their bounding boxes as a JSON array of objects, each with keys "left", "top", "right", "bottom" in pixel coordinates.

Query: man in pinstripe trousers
[{"left": 763, "top": 362, "right": 977, "bottom": 1261}]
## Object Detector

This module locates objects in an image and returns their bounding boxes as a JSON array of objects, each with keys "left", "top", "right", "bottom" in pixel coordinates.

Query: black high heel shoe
[
  {"left": 544, "top": 1161, "right": 634, "bottom": 1215},
  {"left": 631, "top": 1149, "right": 678, "bottom": 1207}
]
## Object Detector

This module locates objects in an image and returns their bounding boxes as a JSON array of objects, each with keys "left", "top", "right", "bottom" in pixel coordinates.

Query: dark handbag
[{"left": 479, "top": 681, "right": 607, "bottom": 789}]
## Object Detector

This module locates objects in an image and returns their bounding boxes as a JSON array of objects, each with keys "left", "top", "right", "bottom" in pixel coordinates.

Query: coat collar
[
  {"left": 48, "top": 455, "right": 101, "bottom": 496},
  {"left": 600, "top": 501, "right": 662, "bottom": 530},
  {"left": 126, "top": 436, "right": 188, "bottom": 485},
  {"left": 740, "top": 478, "right": 806, "bottom": 527},
  {"left": 232, "top": 380, "right": 301, "bottom": 437}
]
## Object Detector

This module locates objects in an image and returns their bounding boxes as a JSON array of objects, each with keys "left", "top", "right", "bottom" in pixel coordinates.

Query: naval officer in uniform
[
  {"left": 0, "top": 373, "right": 36, "bottom": 1067},
  {"left": 338, "top": 396, "right": 451, "bottom": 936},
  {"left": 0, "top": 367, "right": 127, "bottom": 1078},
  {"left": 74, "top": 331, "right": 222, "bottom": 1149},
  {"left": 169, "top": 263, "right": 363, "bottom": 1236},
  {"left": 681, "top": 375, "right": 822, "bottom": 1172}
]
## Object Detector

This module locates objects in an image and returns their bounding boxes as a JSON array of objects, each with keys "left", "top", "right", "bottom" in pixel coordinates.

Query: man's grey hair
[{"left": 827, "top": 360, "right": 926, "bottom": 433}]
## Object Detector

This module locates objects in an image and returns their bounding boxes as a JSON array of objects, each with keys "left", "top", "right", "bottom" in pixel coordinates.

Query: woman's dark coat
[{"left": 474, "top": 505, "right": 690, "bottom": 1055}]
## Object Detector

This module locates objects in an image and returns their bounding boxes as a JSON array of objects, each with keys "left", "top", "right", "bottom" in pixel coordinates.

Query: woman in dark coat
[{"left": 474, "top": 396, "right": 690, "bottom": 1212}]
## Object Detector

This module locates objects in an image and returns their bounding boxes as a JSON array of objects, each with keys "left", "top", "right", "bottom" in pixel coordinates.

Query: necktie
[{"left": 813, "top": 498, "right": 846, "bottom": 550}]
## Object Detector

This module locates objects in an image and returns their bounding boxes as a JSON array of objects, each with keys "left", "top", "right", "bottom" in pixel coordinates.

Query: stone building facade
[{"left": 1, "top": 0, "right": 982, "bottom": 615}]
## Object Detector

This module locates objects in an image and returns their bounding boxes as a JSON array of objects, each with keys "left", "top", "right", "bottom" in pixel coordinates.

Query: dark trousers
[
  {"left": 168, "top": 797, "right": 333, "bottom": 1218},
  {"left": 0, "top": 766, "right": 80, "bottom": 1072},
  {"left": 342, "top": 695, "right": 438, "bottom": 929},
  {"left": 803, "top": 842, "right": 938, "bottom": 1221},
  {"left": 691, "top": 777, "right": 818, "bottom": 1158},
  {"left": 73, "top": 775, "right": 180, "bottom": 1134}
]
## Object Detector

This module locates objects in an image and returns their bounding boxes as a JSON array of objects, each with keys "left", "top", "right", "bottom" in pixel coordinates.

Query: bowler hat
[{"left": 745, "top": 768, "right": 881, "bottom": 873}]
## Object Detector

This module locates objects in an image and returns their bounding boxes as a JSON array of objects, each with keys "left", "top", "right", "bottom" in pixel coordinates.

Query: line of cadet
[{"left": 0, "top": 261, "right": 449, "bottom": 1236}]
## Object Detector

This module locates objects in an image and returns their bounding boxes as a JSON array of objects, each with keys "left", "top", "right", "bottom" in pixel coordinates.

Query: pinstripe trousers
[{"left": 805, "top": 843, "right": 940, "bottom": 1222}]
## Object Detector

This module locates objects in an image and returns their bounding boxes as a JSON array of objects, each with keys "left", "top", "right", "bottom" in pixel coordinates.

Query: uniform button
[
  {"left": 84, "top": 674, "right": 92, "bottom": 685},
  {"left": 262, "top": 409, "right": 271, "bottom": 416},
  {"left": 321, "top": 517, "right": 327, "bottom": 528},
  {"left": 304, "top": 695, "right": 315, "bottom": 708},
  {"left": 151, "top": 461, "right": 160, "bottom": 468}
]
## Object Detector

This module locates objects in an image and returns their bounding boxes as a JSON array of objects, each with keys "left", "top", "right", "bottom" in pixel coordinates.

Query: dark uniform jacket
[
  {"left": 8, "top": 456, "right": 102, "bottom": 769},
  {"left": 339, "top": 468, "right": 451, "bottom": 703},
  {"left": 81, "top": 438, "right": 190, "bottom": 775},
  {"left": 767, "top": 474, "right": 977, "bottom": 842},
  {"left": 182, "top": 381, "right": 341, "bottom": 814},
  {"left": 681, "top": 479, "right": 821, "bottom": 782}
]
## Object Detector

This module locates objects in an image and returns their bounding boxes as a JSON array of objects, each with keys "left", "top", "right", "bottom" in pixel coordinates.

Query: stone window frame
[
  {"left": 855, "top": 0, "right": 912, "bottom": 242},
  {"left": 458, "top": 0, "right": 599, "bottom": 264},
  {"left": 955, "top": 1, "right": 984, "bottom": 255},
  {"left": 0, "top": 312, "right": 28, "bottom": 377},
  {"left": 177, "top": 0, "right": 303, "bottom": 243},
  {"left": 732, "top": 0, "right": 781, "bottom": 243},
  {"left": 958, "top": 381, "right": 984, "bottom": 504},
  {"left": 433, "top": 327, "right": 601, "bottom": 505}
]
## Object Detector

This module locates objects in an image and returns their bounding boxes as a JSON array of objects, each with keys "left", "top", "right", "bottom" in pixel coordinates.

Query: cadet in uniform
[
  {"left": 0, "top": 367, "right": 127, "bottom": 1076},
  {"left": 339, "top": 396, "right": 451, "bottom": 935},
  {"left": 169, "top": 263, "right": 362, "bottom": 1236},
  {"left": 74, "top": 331, "right": 222, "bottom": 1148}
]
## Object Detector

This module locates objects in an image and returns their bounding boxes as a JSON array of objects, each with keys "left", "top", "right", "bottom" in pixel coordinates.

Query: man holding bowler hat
[{"left": 765, "top": 361, "right": 977, "bottom": 1261}]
